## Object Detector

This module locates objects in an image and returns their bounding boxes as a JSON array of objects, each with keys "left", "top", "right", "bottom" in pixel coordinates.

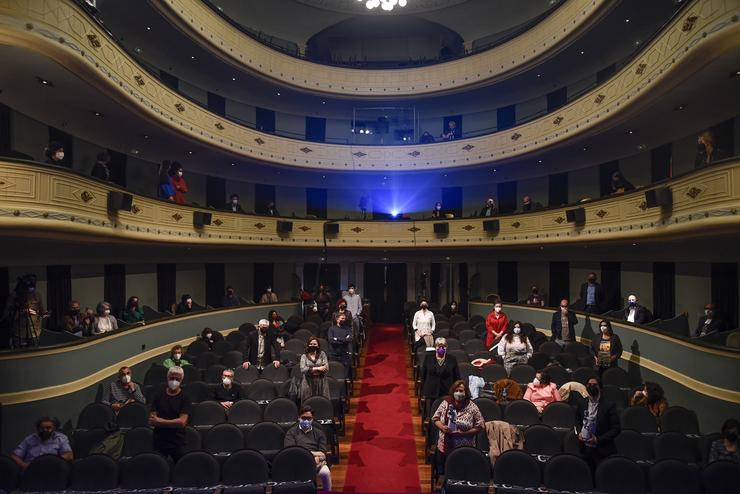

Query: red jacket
[
  {"left": 485, "top": 311, "right": 509, "bottom": 347},
  {"left": 171, "top": 175, "right": 188, "bottom": 204}
]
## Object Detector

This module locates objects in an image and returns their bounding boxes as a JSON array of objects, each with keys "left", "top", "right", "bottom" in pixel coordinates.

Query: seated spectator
[
  {"left": 284, "top": 405, "right": 332, "bottom": 491},
  {"left": 485, "top": 302, "right": 508, "bottom": 348},
  {"left": 520, "top": 195, "right": 542, "bottom": 212},
  {"left": 591, "top": 320, "right": 623, "bottom": 377},
  {"left": 709, "top": 418, "right": 740, "bottom": 463},
  {"left": 695, "top": 130, "right": 727, "bottom": 169},
  {"left": 432, "top": 380, "right": 485, "bottom": 467},
  {"left": 314, "top": 283, "right": 333, "bottom": 321},
  {"left": 90, "top": 152, "right": 112, "bottom": 182},
  {"left": 214, "top": 368, "right": 241, "bottom": 409},
  {"left": 525, "top": 286, "right": 545, "bottom": 306},
  {"left": 422, "top": 338, "right": 460, "bottom": 399},
  {"left": 420, "top": 131, "right": 435, "bottom": 144},
  {"left": 80, "top": 308, "right": 95, "bottom": 336},
  {"left": 431, "top": 201, "right": 443, "bottom": 219},
  {"left": 524, "top": 370, "right": 561, "bottom": 413},
  {"left": 580, "top": 272, "right": 606, "bottom": 314},
  {"left": 498, "top": 322, "right": 533, "bottom": 374},
  {"left": 440, "top": 120, "right": 459, "bottom": 141},
  {"left": 223, "top": 286, "right": 240, "bottom": 307},
  {"left": 299, "top": 337, "right": 330, "bottom": 404},
  {"left": 259, "top": 286, "right": 278, "bottom": 304},
  {"left": 264, "top": 201, "right": 279, "bottom": 216},
  {"left": 163, "top": 344, "right": 191, "bottom": 369},
  {"left": 551, "top": 299, "right": 578, "bottom": 347},
  {"left": 328, "top": 312, "right": 353, "bottom": 379},
  {"left": 413, "top": 300, "right": 435, "bottom": 349},
  {"left": 630, "top": 381, "right": 668, "bottom": 418},
  {"left": 122, "top": 296, "right": 145, "bottom": 325},
  {"left": 157, "top": 160, "right": 175, "bottom": 201},
  {"left": 199, "top": 328, "right": 216, "bottom": 351},
  {"left": 62, "top": 300, "right": 85, "bottom": 336},
  {"left": 169, "top": 162, "right": 188, "bottom": 204},
  {"left": 225, "top": 193, "right": 245, "bottom": 213},
  {"left": 610, "top": 171, "right": 635, "bottom": 194},
  {"left": 11, "top": 416, "right": 72, "bottom": 470},
  {"left": 624, "top": 294, "right": 650, "bottom": 324},
  {"left": 479, "top": 198, "right": 497, "bottom": 217},
  {"left": 149, "top": 366, "right": 190, "bottom": 462},
  {"left": 242, "top": 319, "right": 281, "bottom": 370},
  {"left": 105, "top": 366, "right": 145, "bottom": 412},
  {"left": 93, "top": 301, "right": 118, "bottom": 334},
  {"left": 175, "top": 294, "right": 195, "bottom": 315},
  {"left": 44, "top": 141, "right": 66, "bottom": 166},
  {"left": 577, "top": 376, "right": 620, "bottom": 468},
  {"left": 694, "top": 303, "right": 726, "bottom": 337},
  {"left": 443, "top": 300, "right": 460, "bottom": 319}
]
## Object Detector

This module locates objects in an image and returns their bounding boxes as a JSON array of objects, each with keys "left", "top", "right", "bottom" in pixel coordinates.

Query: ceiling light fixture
[
  {"left": 36, "top": 76, "right": 53, "bottom": 87},
  {"left": 232, "top": 77, "right": 237, "bottom": 81},
  {"left": 92, "top": 111, "right": 104, "bottom": 117},
  {"left": 190, "top": 55, "right": 196, "bottom": 60},
  {"left": 359, "top": 0, "right": 408, "bottom": 11},
  {"left": 146, "top": 26, "right": 151, "bottom": 31}
]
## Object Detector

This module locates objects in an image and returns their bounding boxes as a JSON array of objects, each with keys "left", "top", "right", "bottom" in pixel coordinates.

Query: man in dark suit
[
  {"left": 624, "top": 294, "right": 650, "bottom": 325},
  {"left": 579, "top": 272, "right": 606, "bottom": 314},
  {"left": 576, "top": 376, "right": 620, "bottom": 468},
  {"left": 242, "top": 319, "right": 281, "bottom": 370},
  {"left": 693, "top": 303, "right": 726, "bottom": 337},
  {"left": 225, "top": 194, "right": 245, "bottom": 213},
  {"left": 551, "top": 299, "right": 578, "bottom": 346}
]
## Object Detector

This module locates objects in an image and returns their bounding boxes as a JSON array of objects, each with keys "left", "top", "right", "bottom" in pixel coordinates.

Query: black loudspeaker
[
  {"left": 107, "top": 191, "right": 133, "bottom": 212},
  {"left": 566, "top": 207, "right": 586, "bottom": 225},
  {"left": 645, "top": 187, "right": 672, "bottom": 208},
  {"left": 324, "top": 223, "right": 339, "bottom": 234},
  {"left": 433, "top": 223, "right": 449, "bottom": 235},
  {"left": 277, "top": 220, "right": 293, "bottom": 233},
  {"left": 483, "top": 219, "right": 500, "bottom": 233},
  {"left": 193, "top": 211, "right": 212, "bottom": 228}
]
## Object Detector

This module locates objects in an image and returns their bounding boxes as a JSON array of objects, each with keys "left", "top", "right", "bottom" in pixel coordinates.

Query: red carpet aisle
[{"left": 342, "top": 324, "right": 421, "bottom": 493}]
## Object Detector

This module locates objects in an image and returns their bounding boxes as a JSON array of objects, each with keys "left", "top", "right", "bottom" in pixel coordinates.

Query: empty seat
[
  {"left": 234, "top": 365, "right": 259, "bottom": 384},
  {"left": 122, "top": 427, "right": 153, "bottom": 457},
  {"left": 503, "top": 400, "right": 540, "bottom": 427},
  {"left": 541, "top": 401, "right": 575, "bottom": 429},
  {"left": 0, "top": 455, "right": 20, "bottom": 494},
  {"left": 621, "top": 406, "right": 659, "bottom": 434},
  {"left": 480, "top": 365, "right": 508, "bottom": 383},
  {"left": 183, "top": 425, "right": 202, "bottom": 453},
  {"left": 20, "top": 454, "right": 71, "bottom": 492},
  {"left": 293, "top": 329, "right": 314, "bottom": 342},
  {"left": 77, "top": 402, "right": 115, "bottom": 430},
  {"left": 143, "top": 364, "right": 168, "bottom": 387},
  {"left": 205, "top": 364, "right": 228, "bottom": 384},
  {"left": 648, "top": 459, "right": 701, "bottom": 494},
  {"left": 228, "top": 399, "right": 263, "bottom": 427},
  {"left": 564, "top": 341, "right": 591, "bottom": 358},
  {"left": 457, "top": 362, "right": 476, "bottom": 383},
  {"left": 246, "top": 421, "right": 285, "bottom": 460},
  {"left": 595, "top": 456, "right": 648, "bottom": 494},
  {"left": 458, "top": 329, "right": 477, "bottom": 342},
  {"left": 653, "top": 432, "right": 699, "bottom": 463},
  {"left": 173, "top": 451, "right": 220, "bottom": 487},
  {"left": 543, "top": 453, "right": 593, "bottom": 492},
  {"left": 571, "top": 366, "right": 598, "bottom": 385},
  {"left": 117, "top": 401, "right": 149, "bottom": 429},
  {"left": 285, "top": 339, "right": 307, "bottom": 354},
  {"left": 271, "top": 446, "right": 317, "bottom": 493},
  {"left": 602, "top": 366, "right": 631, "bottom": 388},
  {"left": 119, "top": 452, "right": 170, "bottom": 489},
  {"left": 226, "top": 331, "right": 246, "bottom": 344},
  {"left": 554, "top": 352, "right": 580, "bottom": 370},
  {"left": 189, "top": 401, "right": 227, "bottom": 429},
  {"left": 524, "top": 424, "right": 562, "bottom": 457},
  {"left": 196, "top": 352, "right": 220, "bottom": 370},
  {"left": 527, "top": 352, "right": 551, "bottom": 371},
  {"left": 443, "top": 446, "right": 491, "bottom": 494},
  {"left": 222, "top": 449, "right": 270, "bottom": 489},
  {"left": 202, "top": 423, "right": 244, "bottom": 455},
  {"left": 213, "top": 340, "right": 235, "bottom": 356},
  {"left": 69, "top": 454, "right": 119, "bottom": 491},
  {"left": 222, "top": 350, "right": 245, "bottom": 369},
  {"left": 542, "top": 364, "right": 570, "bottom": 387},
  {"left": 446, "top": 338, "right": 462, "bottom": 351},
  {"left": 303, "top": 395, "right": 335, "bottom": 423},
  {"left": 492, "top": 449, "right": 541, "bottom": 488},
  {"left": 449, "top": 349, "right": 470, "bottom": 363},
  {"left": 184, "top": 381, "right": 214, "bottom": 404},
  {"left": 246, "top": 379, "right": 277, "bottom": 404},
  {"left": 538, "top": 341, "right": 562, "bottom": 358},
  {"left": 615, "top": 429, "right": 654, "bottom": 462},
  {"left": 462, "top": 339, "right": 487, "bottom": 356},
  {"left": 602, "top": 384, "right": 628, "bottom": 409},
  {"left": 71, "top": 428, "right": 107, "bottom": 459},
  {"left": 264, "top": 398, "right": 299, "bottom": 428},
  {"left": 701, "top": 459, "right": 740, "bottom": 494},
  {"left": 260, "top": 365, "right": 290, "bottom": 384},
  {"left": 660, "top": 406, "right": 700, "bottom": 434},
  {"left": 472, "top": 397, "right": 501, "bottom": 422},
  {"left": 183, "top": 364, "right": 200, "bottom": 384},
  {"left": 509, "top": 364, "right": 536, "bottom": 384},
  {"left": 186, "top": 340, "right": 210, "bottom": 359}
]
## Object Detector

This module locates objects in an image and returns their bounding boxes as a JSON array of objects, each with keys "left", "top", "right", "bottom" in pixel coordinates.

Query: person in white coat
[{"left": 413, "top": 300, "right": 436, "bottom": 349}]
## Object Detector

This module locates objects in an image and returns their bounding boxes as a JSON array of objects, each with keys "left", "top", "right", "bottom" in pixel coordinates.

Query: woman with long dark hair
[
  {"left": 497, "top": 321, "right": 533, "bottom": 374},
  {"left": 299, "top": 336, "right": 330, "bottom": 404},
  {"left": 591, "top": 320, "right": 623, "bottom": 377}
]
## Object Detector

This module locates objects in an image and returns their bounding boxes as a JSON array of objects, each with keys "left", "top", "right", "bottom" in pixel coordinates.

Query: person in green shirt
[
  {"left": 163, "top": 345, "right": 191, "bottom": 369},
  {"left": 122, "top": 296, "right": 145, "bottom": 325}
]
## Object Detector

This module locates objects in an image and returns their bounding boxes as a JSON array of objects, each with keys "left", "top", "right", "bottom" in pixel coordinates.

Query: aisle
[{"left": 342, "top": 324, "right": 421, "bottom": 493}]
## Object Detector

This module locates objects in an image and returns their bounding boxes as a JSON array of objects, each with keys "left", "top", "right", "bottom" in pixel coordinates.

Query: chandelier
[{"left": 358, "top": 0, "right": 408, "bottom": 11}]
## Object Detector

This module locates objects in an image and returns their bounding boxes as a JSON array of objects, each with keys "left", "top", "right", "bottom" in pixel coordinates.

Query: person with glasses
[
  {"left": 284, "top": 405, "right": 331, "bottom": 491},
  {"left": 105, "top": 366, "right": 145, "bottom": 412}
]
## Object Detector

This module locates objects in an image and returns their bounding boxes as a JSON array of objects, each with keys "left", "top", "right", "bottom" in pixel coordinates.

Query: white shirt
[
  {"left": 627, "top": 308, "right": 636, "bottom": 323},
  {"left": 343, "top": 293, "right": 362, "bottom": 318},
  {"left": 412, "top": 309, "right": 435, "bottom": 341}
]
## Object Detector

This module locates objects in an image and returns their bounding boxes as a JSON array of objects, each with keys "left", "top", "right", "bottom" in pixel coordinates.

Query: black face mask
[
  {"left": 308, "top": 346, "right": 319, "bottom": 353},
  {"left": 70, "top": 309, "right": 80, "bottom": 316},
  {"left": 38, "top": 430, "right": 52, "bottom": 441},
  {"left": 724, "top": 431, "right": 738, "bottom": 443},
  {"left": 586, "top": 384, "right": 600, "bottom": 398},
  {"left": 697, "top": 143, "right": 706, "bottom": 152}
]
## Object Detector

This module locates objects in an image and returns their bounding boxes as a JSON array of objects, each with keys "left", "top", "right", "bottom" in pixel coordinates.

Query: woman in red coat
[
  {"left": 485, "top": 302, "right": 509, "bottom": 348},
  {"left": 169, "top": 162, "right": 188, "bottom": 204}
]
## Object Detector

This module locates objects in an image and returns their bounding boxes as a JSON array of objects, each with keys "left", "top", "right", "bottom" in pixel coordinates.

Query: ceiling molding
[{"left": 293, "top": 0, "right": 468, "bottom": 15}]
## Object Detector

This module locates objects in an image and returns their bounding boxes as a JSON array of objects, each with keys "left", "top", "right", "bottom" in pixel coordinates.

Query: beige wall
[
  {"left": 126, "top": 264, "right": 158, "bottom": 311},
  {"left": 70, "top": 265, "right": 104, "bottom": 311}
]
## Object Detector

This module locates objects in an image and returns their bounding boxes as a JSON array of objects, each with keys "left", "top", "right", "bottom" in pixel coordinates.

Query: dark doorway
[
  {"left": 548, "top": 173, "right": 568, "bottom": 207},
  {"left": 458, "top": 263, "right": 469, "bottom": 316},
  {"left": 599, "top": 161, "right": 620, "bottom": 197},
  {"left": 205, "top": 263, "right": 225, "bottom": 308},
  {"left": 364, "top": 263, "right": 407, "bottom": 323},
  {"left": 549, "top": 262, "right": 570, "bottom": 307},
  {"left": 601, "top": 262, "right": 622, "bottom": 311},
  {"left": 497, "top": 181, "right": 517, "bottom": 214},
  {"left": 652, "top": 262, "right": 675, "bottom": 320},
  {"left": 106, "top": 149, "right": 128, "bottom": 187},
  {"left": 497, "top": 262, "right": 518, "bottom": 303},
  {"left": 253, "top": 263, "right": 274, "bottom": 302},
  {"left": 711, "top": 262, "right": 738, "bottom": 329},
  {"left": 441, "top": 186, "right": 462, "bottom": 218},
  {"left": 104, "top": 264, "right": 126, "bottom": 318},
  {"left": 303, "top": 263, "right": 341, "bottom": 294}
]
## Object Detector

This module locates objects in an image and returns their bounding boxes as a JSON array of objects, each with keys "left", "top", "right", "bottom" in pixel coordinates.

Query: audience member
[
  {"left": 695, "top": 130, "right": 727, "bottom": 168},
  {"left": 485, "top": 302, "right": 509, "bottom": 348},
  {"left": 443, "top": 300, "right": 460, "bottom": 318},
  {"left": 163, "top": 344, "right": 191, "bottom": 369},
  {"left": 610, "top": 171, "right": 635, "bottom": 194},
  {"left": 576, "top": 376, "right": 620, "bottom": 468},
  {"left": 213, "top": 368, "right": 241, "bottom": 409},
  {"left": 122, "top": 296, "right": 144, "bottom": 324},
  {"left": 242, "top": 319, "right": 281, "bottom": 370},
  {"left": 479, "top": 198, "right": 498, "bottom": 217},
  {"left": 524, "top": 370, "right": 561, "bottom": 412},
  {"left": 422, "top": 338, "right": 460, "bottom": 400},
  {"left": 268, "top": 309, "right": 285, "bottom": 332},
  {"left": 343, "top": 283, "right": 363, "bottom": 328},
  {"left": 440, "top": 120, "right": 459, "bottom": 141},
  {"left": 149, "top": 366, "right": 190, "bottom": 462},
  {"left": 432, "top": 380, "right": 485, "bottom": 469},
  {"left": 591, "top": 320, "right": 623, "bottom": 377},
  {"left": 222, "top": 286, "right": 240, "bottom": 307},
  {"left": 314, "top": 283, "right": 333, "bottom": 321},
  {"left": 580, "top": 272, "right": 606, "bottom": 314},
  {"left": 93, "top": 301, "right": 118, "bottom": 334},
  {"left": 6, "top": 274, "right": 47, "bottom": 347},
  {"left": 630, "top": 381, "right": 668, "bottom": 419},
  {"left": 80, "top": 308, "right": 95, "bottom": 337},
  {"left": 431, "top": 201, "right": 443, "bottom": 219},
  {"left": 199, "top": 328, "right": 216, "bottom": 351},
  {"left": 413, "top": 300, "right": 436, "bottom": 349},
  {"left": 328, "top": 312, "right": 353, "bottom": 379},
  {"left": 169, "top": 162, "right": 188, "bottom": 204},
  {"left": 44, "top": 141, "right": 66, "bottom": 166},
  {"left": 90, "top": 152, "right": 112, "bottom": 182},
  {"left": 299, "top": 336, "right": 330, "bottom": 404},
  {"left": 157, "top": 161, "right": 175, "bottom": 201},
  {"left": 333, "top": 299, "right": 352, "bottom": 328},
  {"left": 525, "top": 286, "right": 545, "bottom": 306},
  {"left": 106, "top": 366, "right": 145, "bottom": 411},
  {"left": 694, "top": 303, "right": 726, "bottom": 337},
  {"left": 551, "top": 298, "right": 578, "bottom": 347},
  {"left": 226, "top": 193, "right": 245, "bottom": 213},
  {"left": 264, "top": 201, "right": 279, "bottom": 216},
  {"left": 62, "top": 300, "right": 85, "bottom": 336},
  {"left": 284, "top": 405, "right": 332, "bottom": 491},
  {"left": 520, "top": 195, "right": 542, "bottom": 212},
  {"left": 11, "top": 417, "right": 72, "bottom": 469},
  {"left": 624, "top": 294, "right": 650, "bottom": 324},
  {"left": 709, "top": 418, "right": 740, "bottom": 464},
  {"left": 259, "top": 286, "right": 278, "bottom": 304},
  {"left": 498, "top": 322, "right": 533, "bottom": 374},
  {"left": 420, "top": 131, "right": 435, "bottom": 144},
  {"left": 175, "top": 294, "right": 195, "bottom": 315}
]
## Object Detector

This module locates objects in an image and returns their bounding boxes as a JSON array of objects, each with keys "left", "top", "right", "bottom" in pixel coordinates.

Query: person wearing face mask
[
  {"left": 709, "top": 418, "right": 740, "bottom": 464},
  {"left": 479, "top": 198, "right": 498, "bottom": 217},
  {"left": 422, "top": 338, "right": 461, "bottom": 404},
  {"left": 214, "top": 368, "right": 242, "bottom": 409},
  {"left": 157, "top": 160, "right": 175, "bottom": 201},
  {"left": 498, "top": 322, "right": 534, "bottom": 375},
  {"left": 63, "top": 300, "right": 85, "bottom": 336},
  {"left": 413, "top": 300, "right": 436, "bottom": 350},
  {"left": 284, "top": 406, "right": 332, "bottom": 491},
  {"left": 443, "top": 300, "right": 460, "bottom": 318},
  {"left": 259, "top": 286, "right": 279, "bottom": 304},
  {"left": 176, "top": 294, "right": 198, "bottom": 315},
  {"left": 242, "top": 319, "right": 281, "bottom": 371},
  {"left": 149, "top": 366, "right": 191, "bottom": 462},
  {"left": 579, "top": 272, "right": 606, "bottom": 314},
  {"left": 11, "top": 416, "right": 72, "bottom": 470},
  {"left": 610, "top": 170, "right": 635, "bottom": 194},
  {"left": 695, "top": 130, "right": 727, "bottom": 169},
  {"left": 299, "top": 336, "right": 330, "bottom": 404},
  {"left": 93, "top": 301, "right": 118, "bottom": 334},
  {"left": 524, "top": 370, "right": 561, "bottom": 413},
  {"left": 263, "top": 200, "right": 280, "bottom": 217},
  {"left": 163, "top": 344, "right": 191, "bottom": 369},
  {"left": 90, "top": 152, "right": 112, "bottom": 182},
  {"left": 485, "top": 302, "right": 509, "bottom": 348},
  {"left": 432, "top": 201, "right": 443, "bottom": 219},
  {"left": 525, "top": 286, "right": 545, "bottom": 307},
  {"left": 550, "top": 299, "right": 578, "bottom": 347},
  {"left": 80, "top": 307, "right": 95, "bottom": 337},
  {"left": 343, "top": 283, "right": 363, "bottom": 331},
  {"left": 630, "top": 381, "right": 668, "bottom": 420},
  {"left": 106, "top": 366, "right": 145, "bottom": 412},
  {"left": 122, "top": 296, "right": 145, "bottom": 325},
  {"left": 432, "top": 380, "right": 484, "bottom": 473},
  {"left": 314, "top": 283, "right": 333, "bottom": 321},
  {"left": 591, "top": 320, "right": 623, "bottom": 377},
  {"left": 200, "top": 328, "right": 217, "bottom": 351},
  {"left": 168, "top": 162, "right": 188, "bottom": 204},
  {"left": 623, "top": 294, "right": 650, "bottom": 325},
  {"left": 225, "top": 193, "right": 245, "bottom": 213},
  {"left": 328, "top": 312, "right": 353, "bottom": 379},
  {"left": 223, "top": 286, "right": 241, "bottom": 307},
  {"left": 333, "top": 299, "right": 352, "bottom": 330},
  {"left": 576, "top": 377, "right": 620, "bottom": 469},
  {"left": 693, "top": 303, "right": 726, "bottom": 338},
  {"left": 44, "top": 141, "right": 67, "bottom": 166}
]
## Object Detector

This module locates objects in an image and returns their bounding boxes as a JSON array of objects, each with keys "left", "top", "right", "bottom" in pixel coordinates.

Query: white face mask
[
  {"left": 533, "top": 377, "right": 540, "bottom": 385},
  {"left": 513, "top": 327, "right": 521, "bottom": 334},
  {"left": 186, "top": 299, "right": 192, "bottom": 305},
  {"left": 121, "top": 374, "right": 131, "bottom": 384},
  {"left": 704, "top": 309, "right": 710, "bottom": 316},
  {"left": 349, "top": 289, "right": 355, "bottom": 294},
  {"left": 177, "top": 171, "right": 183, "bottom": 177},
  {"left": 103, "top": 309, "right": 111, "bottom": 316},
  {"left": 600, "top": 326, "right": 608, "bottom": 333},
  {"left": 628, "top": 298, "right": 637, "bottom": 304},
  {"left": 222, "top": 377, "right": 232, "bottom": 386},
  {"left": 494, "top": 306, "right": 502, "bottom": 313},
  {"left": 267, "top": 288, "right": 272, "bottom": 292},
  {"left": 174, "top": 353, "right": 182, "bottom": 360},
  {"left": 168, "top": 379, "right": 180, "bottom": 390},
  {"left": 232, "top": 199, "right": 238, "bottom": 204},
  {"left": 55, "top": 151, "right": 65, "bottom": 160},
  {"left": 453, "top": 391, "right": 465, "bottom": 401}
]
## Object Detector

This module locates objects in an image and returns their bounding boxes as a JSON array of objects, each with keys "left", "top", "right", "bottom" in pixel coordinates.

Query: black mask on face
[
  {"left": 70, "top": 309, "right": 80, "bottom": 316},
  {"left": 724, "top": 430, "right": 738, "bottom": 443},
  {"left": 308, "top": 346, "right": 319, "bottom": 353},
  {"left": 586, "top": 384, "right": 600, "bottom": 398},
  {"left": 697, "top": 143, "right": 706, "bottom": 152},
  {"left": 38, "top": 430, "right": 52, "bottom": 441}
]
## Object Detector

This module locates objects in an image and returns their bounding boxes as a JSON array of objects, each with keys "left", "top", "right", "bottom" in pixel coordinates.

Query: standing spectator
[
  {"left": 90, "top": 152, "right": 112, "bottom": 182},
  {"left": 169, "top": 162, "right": 188, "bottom": 204},
  {"left": 440, "top": 120, "right": 460, "bottom": 141},
  {"left": 443, "top": 300, "right": 460, "bottom": 319},
  {"left": 695, "top": 130, "right": 727, "bottom": 169},
  {"left": 328, "top": 312, "right": 353, "bottom": 379},
  {"left": 264, "top": 201, "right": 279, "bottom": 216},
  {"left": 105, "top": 366, "right": 145, "bottom": 412},
  {"left": 551, "top": 299, "right": 578, "bottom": 347},
  {"left": 709, "top": 418, "right": 740, "bottom": 464},
  {"left": 485, "top": 302, "right": 508, "bottom": 348},
  {"left": 157, "top": 161, "right": 175, "bottom": 201},
  {"left": 62, "top": 300, "right": 85, "bottom": 336},
  {"left": 479, "top": 198, "right": 497, "bottom": 217},
  {"left": 610, "top": 171, "right": 635, "bottom": 194},
  {"left": 422, "top": 338, "right": 460, "bottom": 400},
  {"left": 267, "top": 310, "right": 285, "bottom": 332},
  {"left": 498, "top": 322, "right": 533, "bottom": 375},
  {"left": 333, "top": 299, "right": 352, "bottom": 329},
  {"left": 693, "top": 303, "right": 726, "bottom": 337},
  {"left": 175, "top": 294, "right": 195, "bottom": 315},
  {"left": 431, "top": 201, "right": 443, "bottom": 219},
  {"left": 163, "top": 345, "right": 191, "bottom": 369},
  {"left": 259, "top": 286, "right": 278, "bottom": 304},
  {"left": 576, "top": 377, "right": 620, "bottom": 468},
  {"left": 226, "top": 194, "right": 245, "bottom": 213},
  {"left": 223, "top": 286, "right": 240, "bottom": 307},
  {"left": 525, "top": 286, "right": 545, "bottom": 307},
  {"left": 213, "top": 368, "right": 241, "bottom": 409},
  {"left": 199, "top": 328, "right": 216, "bottom": 351},
  {"left": 630, "top": 382, "right": 668, "bottom": 419},
  {"left": 314, "top": 283, "right": 333, "bottom": 321},
  {"left": 343, "top": 283, "right": 363, "bottom": 329},
  {"left": 44, "top": 141, "right": 66, "bottom": 166},
  {"left": 284, "top": 406, "right": 332, "bottom": 491},
  {"left": 432, "top": 380, "right": 485, "bottom": 470},
  {"left": 624, "top": 294, "right": 650, "bottom": 324},
  {"left": 524, "top": 370, "right": 561, "bottom": 412},
  {"left": 122, "top": 296, "right": 145, "bottom": 325},
  {"left": 11, "top": 417, "right": 72, "bottom": 469},
  {"left": 413, "top": 300, "right": 436, "bottom": 349},
  {"left": 591, "top": 320, "right": 623, "bottom": 377},
  {"left": 520, "top": 195, "right": 542, "bottom": 212},
  {"left": 149, "top": 366, "right": 190, "bottom": 462},
  {"left": 580, "top": 272, "right": 606, "bottom": 314},
  {"left": 93, "top": 301, "right": 118, "bottom": 334},
  {"left": 6, "top": 274, "right": 47, "bottom": 347},
  {"left": 420, "top": 131, "right": 435, "bottom": 144},
  {"left": 242, "top": 319, "right": 281, "bottom": 370},
  {"left": 299, "top": 336, "right": 330, "bottom": 404}
]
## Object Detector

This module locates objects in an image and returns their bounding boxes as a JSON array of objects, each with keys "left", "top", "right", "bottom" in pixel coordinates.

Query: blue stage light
[{"left": 391, "top": 210, "right": 399, "bottom": 217}]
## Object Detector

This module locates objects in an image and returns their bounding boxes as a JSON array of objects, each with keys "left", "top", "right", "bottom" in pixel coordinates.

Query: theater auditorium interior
[{"left": 0, "top": 0, "right": 738, "bottom": 492}]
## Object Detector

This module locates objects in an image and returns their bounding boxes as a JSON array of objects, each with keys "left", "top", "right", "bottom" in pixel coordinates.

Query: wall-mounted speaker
[
  {"left": 433, "top": 223, "right": 449, "bottom": 235},
  {"left": 107, "top": 191, "right": 133, "bottom": 212},
  {"left": 483, "top": 219, "right": 500, "bottom": 233},
  {"left": 324, "top": 223, "right": 339, "bottom": 234},
  {"left": 193, "top": 211, "right": 212, "bottom": 228},
  {"left": 566, "top": 207, "right": 586, "bottom": 225},
  {"left": 277, "top": 220, "right": 293, "bottom": 233},
  {"left": 645, "top": 187, "right": 672, "bottom": 208}
]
